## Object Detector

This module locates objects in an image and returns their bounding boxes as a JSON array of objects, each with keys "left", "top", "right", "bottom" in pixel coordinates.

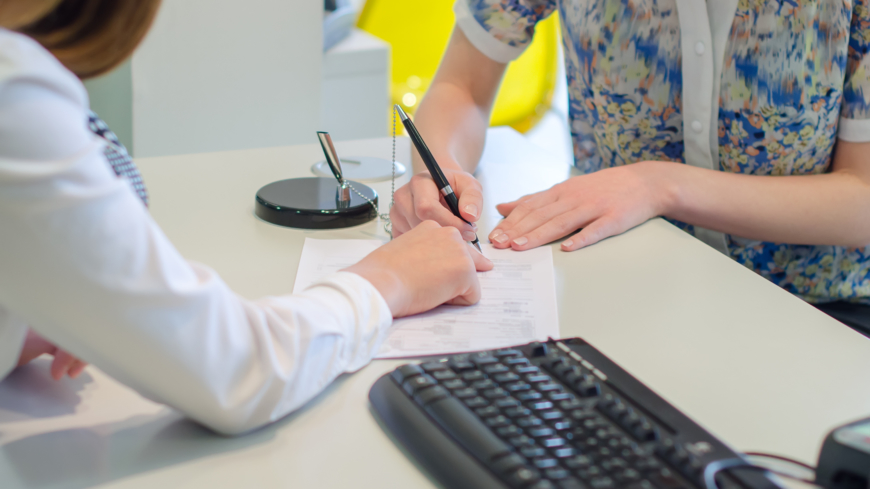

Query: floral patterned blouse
[{"left": 455, "top": 0, "right": 870, "bottom": 304}]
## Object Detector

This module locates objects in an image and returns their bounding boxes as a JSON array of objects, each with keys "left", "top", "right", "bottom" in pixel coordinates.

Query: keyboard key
[
  {"left": 515, "top": 365, "right": 540, "bottom": 374},
  {"left": 529, "top": 400, "right": 554, "bottom": 411},
  {"left": 442, "top": 379, "right": 466, "bottom": 390},
  {"left": 541, "top": 437, "right": 567, "bottom": 448},
  {"left": 413, "top": 385, "right": 449, "bottom": 405},
  {"left": 449, "top": 360, "right": 476, "bottom": 372},
  {"left": 635, "top": 457, "right": 661, "bottom": 471},
  {"left": 461, "top": 370, "right": 485, "bottom": 382},
  {"left": 483, "top": 388, "right": 509, "bottom": 399},
  {"left": 589, "top": 476, "right": 616, "bottom": 489},
  {"left": 576, "top": 380, "right": 601, "bottom": 397},
  {"left": 601, "top": 458, "right": 628, "bottom": 471},
  {"left": 420, "top": 361, "right": 449, "bottom": 372},
  {"left": 518, "top": 416, "right": 544, "bottom": 428},
  {"left": 517, "top": 391, "right": 544, "bottom": 401},
  {"left": 564, "top": 455, "right": 594, "bottom": 470},
  {"left": 614, "top": 469, "right": 642, "bottom": 483},
  {"left": 507, "top": 467, "right": 541, "bottom": 486},
  {"left": 497, "top": 425, "right": 523, "bottom": 438},
  {"left": 510, "top": 435, "right": 536, "bottom": 447},
  {"left": 528, "top": 427, "right": 555, "bottom": 438},
  {"left": 483, "top": 364, "right": 510, "bottom": 374},
  {"left": 558, "top": 478, "right": 587, "bottom": 489},
  {"left": 527, "top": 374, "right": 552, "bottom": 383},
  {"left": 506, "top": 382, "right": 532, "bottom": 392},
  {"left": 541, "top": 410, "right": 565, "bottom": 420},
  {"left": 552, "top": 420, "right": 574, "bottom": 431},
  {"left": 506, "top": 356, "right": 531, "bottom": 366},
  {"left": 495, "top": 397, "right": 522, "bottom": 409},
  {"left": 625, "top": 481, "right": 656, "bottom": 489},
  {"left": 546, "top": 468, "right": 570, "bottom": 480},
  {"left": 453, "top": 387, "right": 478, "bottom": 398},
  {"left": 560, "top": 399, "right": 587, "bottom": 411},
  {"left": 505, "top": 406, "right": 532, "bottom": 418},
  {"left": 494, "top": 372, "right": 521, "bottom": 383},
  {"left": 577, "top": 467, "right": 604, "bottom": 480},
  {"left": 522, "top": 446, "right": 547, "bottom": 458},
  {"left": 391, "top": 364, "right": 423, "bottom": 383},
  {"left": 552, "top": 447, "right": 577, "bottom": 458},
  {"left": 631, "top": 421, "right": 660, "bottom": 442},
  {"left": 529, "top": 480, "right": 556, "bottom": 489},
  {"left": 495, "top": 348, "right": 522, "bottom": 357},
  {"left": 486, "top": 415, "right": 511, "bottom": 428},
  {"left": 402, "top": 374, "right": 437, "bottom": 395},
  {"left": 464, "top": 396, "right": 489, "bottom": 408},
  {"left": 432, "top": 370, "right": 456, "bottom": 381},
  {"left": 472, "top": 379, "right": 497, "bottom": 390},
  {"left": 423, "top": 396, "right": 512, "bottom": 463},
  {"left": 539, "top": 382, "right": 563, "bottom": 392},
  {"left": 475, "top": 406, "right": 500, "bottom": 418},
  {"left": 492, "top": 453, "right": 526, "bottom": 473},
  {"left": 471, "top": 354, "right": 499, "bottom": 366},
  {"left": 648, "top": 469, "right": 689, "bottom": 489},
  {"left": 533, "top": 457, "right": 559, "bottom": 469},
  {"left": 550, "top": 392, "right": 575, "bottom": 402}
]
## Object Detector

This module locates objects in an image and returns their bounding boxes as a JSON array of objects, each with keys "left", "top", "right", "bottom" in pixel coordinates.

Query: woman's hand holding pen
[
  {"left": 490, "top": 162, "right": 676, "bottom": 252},
  {"left": 345, "top": 220, "right": 493, "bottom": 318},
  {"left": 390, "top": 167, "right": 483, "bottom": 242}
]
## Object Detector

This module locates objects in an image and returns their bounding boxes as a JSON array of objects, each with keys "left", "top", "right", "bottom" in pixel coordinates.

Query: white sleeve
[
  {"left": 0, "top": 32, "right": 393, "bottom": 435},
  {"left": 0, "top": 308, "right": 27, "bottom": 380}
]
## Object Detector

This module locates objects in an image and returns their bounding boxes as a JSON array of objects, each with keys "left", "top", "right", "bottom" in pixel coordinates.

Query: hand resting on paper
[
  {"left": 344, "top": 220, "right": 493, "bottom": 318},
  {"left": 16, "top": 329, "right": 88, "bottom": 380}
]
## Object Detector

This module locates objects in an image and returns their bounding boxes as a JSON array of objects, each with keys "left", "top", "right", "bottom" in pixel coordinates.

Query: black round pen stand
[{"left": 255, "top": 177, "right": 378, "bottom": 229}]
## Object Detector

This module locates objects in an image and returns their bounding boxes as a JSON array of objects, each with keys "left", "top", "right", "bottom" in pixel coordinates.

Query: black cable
[
  {"left": 703, "top": 458, "right": 820, "bottom": 489},
  {"left": 742, "top": 452, "right": 816, "bottom": 472}
]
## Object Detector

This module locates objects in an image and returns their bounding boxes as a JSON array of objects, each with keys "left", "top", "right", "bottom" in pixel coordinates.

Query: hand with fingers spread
[
  {"left": 489, "top": 162, "right": 675, "bottom": 252},
  {"left": 17, "top": 329, "right": 88, "bottom": 380},
  {"left": 344, "top": 220, "right": 493, "bottom": 318},
  {"left": 389, "top": 168, "right": 484, "bottom": 240}
]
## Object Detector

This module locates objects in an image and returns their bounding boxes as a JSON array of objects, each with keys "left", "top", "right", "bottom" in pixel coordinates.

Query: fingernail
[
  {"left": 562, "top": 239, "right": 573, "bottom": 248},
  {"left": 462, "top": 231, "right": 476, "bottom": 241},
  {"left": 492, "top": 233, "right": 509, "bottom": 244},
  {"left": 464, "top": 204, "right": 478, "bottom": 218},
  {"left": 471, "top": 222, "right": 478, "bottom": 231},
  {"left": 490, "top": 228, "right": 503, "bottom": 240},
  {"left": 513, "top": 237, "right": 528, "bottom": 246}
]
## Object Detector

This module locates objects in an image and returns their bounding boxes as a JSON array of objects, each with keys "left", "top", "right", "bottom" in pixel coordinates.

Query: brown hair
[{"left": 0, "top": 0, "right": 162, "bottom": 79}]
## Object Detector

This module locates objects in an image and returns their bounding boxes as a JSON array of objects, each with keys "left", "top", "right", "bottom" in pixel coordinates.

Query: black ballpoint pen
[{"left": 395, "top": 104, "right": 482, "bottom": 253}]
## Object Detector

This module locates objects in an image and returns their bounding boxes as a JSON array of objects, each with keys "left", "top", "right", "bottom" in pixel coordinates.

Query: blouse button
[
  {"left": 695, "top": 42, "right": 705, "bottom": 55},
  {"left": 691, "top": 120, "right": 703, "bottom": 133}
]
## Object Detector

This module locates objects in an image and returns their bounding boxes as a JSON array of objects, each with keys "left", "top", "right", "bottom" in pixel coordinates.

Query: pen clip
[{"left": 317, "top": 131, "right": 345, "bottom": 186}]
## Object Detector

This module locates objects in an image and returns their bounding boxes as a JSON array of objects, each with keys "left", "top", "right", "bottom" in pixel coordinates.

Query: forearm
[
  {"left": 412, "top": 27, "right": 506, "bottom": 174},
  {"left": 661, "top": 162, "right": 870, "bottom": 247},
  {"left": 414, "top": 81, "right": 490, "bottom": 174}
]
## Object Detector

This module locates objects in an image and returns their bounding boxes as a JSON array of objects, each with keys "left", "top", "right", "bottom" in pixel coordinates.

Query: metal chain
[{"left": 347, "top": 106, "right": 397, "bottom": 239}]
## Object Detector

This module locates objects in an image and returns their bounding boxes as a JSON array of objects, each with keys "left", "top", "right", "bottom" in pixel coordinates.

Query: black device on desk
[
  {"left": 816, "top": 417, "right": 870, "bottom": 489},
  {"left": 369, "top": 338, "right": 781, "bottom": 489}
]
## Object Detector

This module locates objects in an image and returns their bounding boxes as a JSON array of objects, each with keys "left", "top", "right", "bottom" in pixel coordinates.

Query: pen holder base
[{"left": 255, "top": 177, "right": 378, "bottom": 229}]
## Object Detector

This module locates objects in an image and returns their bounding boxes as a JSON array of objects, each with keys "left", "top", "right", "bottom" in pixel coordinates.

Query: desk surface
[{"left": 1, "top": 128, "right": 869, "bottom": 489}]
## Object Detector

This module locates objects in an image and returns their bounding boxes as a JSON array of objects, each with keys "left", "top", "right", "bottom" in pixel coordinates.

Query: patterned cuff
[
  {"left": 453, "top": 0, "right": 528, "bottom": 63},
  {"left": 837, "top": 117, "right": 870, "bottom": 142}
]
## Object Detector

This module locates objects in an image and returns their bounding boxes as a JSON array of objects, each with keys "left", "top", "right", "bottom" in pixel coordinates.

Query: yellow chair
[{"left": 357, "top": 1, "right": 559, "bottom": 133}]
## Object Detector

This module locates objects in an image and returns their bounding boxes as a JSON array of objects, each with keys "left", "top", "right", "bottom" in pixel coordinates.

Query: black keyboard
[{"left": 369, "top": 338, "right": 780, "bottom": 489}]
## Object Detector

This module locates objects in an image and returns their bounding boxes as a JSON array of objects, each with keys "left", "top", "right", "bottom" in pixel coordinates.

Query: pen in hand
[{"left": 395, "top": 105, "right": 483, "bottom": 253}]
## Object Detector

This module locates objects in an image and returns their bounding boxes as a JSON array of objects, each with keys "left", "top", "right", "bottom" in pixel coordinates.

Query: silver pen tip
[{"left": 394, "top": 104, "right": 410, "bottom": 122}]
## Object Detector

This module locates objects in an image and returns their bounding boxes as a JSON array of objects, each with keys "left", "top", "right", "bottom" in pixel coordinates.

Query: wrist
[
  {"left": 639, "top": 160, "right": 682, "bottom": 218},
  {"left": 344, "top": 266, "right": 407, "bottom": 318}
]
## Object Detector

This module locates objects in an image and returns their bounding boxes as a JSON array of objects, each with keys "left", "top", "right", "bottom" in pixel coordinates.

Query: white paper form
[{"left": 293, "top": 238, "right": 560, "bottom": 358}]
